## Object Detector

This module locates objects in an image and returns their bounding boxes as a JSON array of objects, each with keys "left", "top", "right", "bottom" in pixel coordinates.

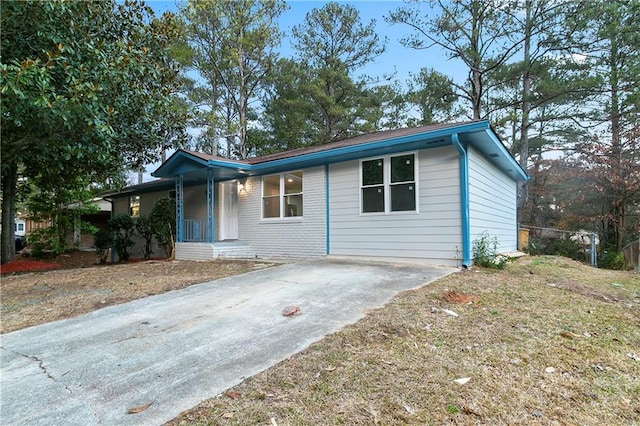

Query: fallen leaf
[
  {"left": 323, "top": 365, "right": 337, "bottom": 371},
  {"left": 442, "top": 309, "right": 459, "bottom": 317},
  {"left": 627, "top": 353, "right": 640, "bottom": 362},
  {"left": 221, "top": 412, "right": 234, "bottom": 419},
  {"left": 544, "top": 366, "right": 556, "bottom": 373},
  {"left": 226, "top": 390, "right": 241, "bottom": 399},
  {"left": 127, "top": 402, "right": 152, "bottom": 414},
  {"left": 454, "top": 377, "right": 471, "bottom": 385},
  {"left": 271, "top": 418, "right": 279, "bottom": 426},
  {"left": 282, "top": 305, "right": 301, "bottom": 316}
]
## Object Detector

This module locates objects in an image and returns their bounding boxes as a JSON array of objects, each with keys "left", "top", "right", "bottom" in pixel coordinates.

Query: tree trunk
[
  {"left": 1, "top": 162, "right": 18, "bottom": 264},
  {"left": 517, "top": 0, "right": 533, "bottom": 213}
]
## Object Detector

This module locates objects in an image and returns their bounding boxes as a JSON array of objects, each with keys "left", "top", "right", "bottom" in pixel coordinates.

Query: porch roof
[{"left": 152, "top": 120, "right": 528, "bottom": 182}]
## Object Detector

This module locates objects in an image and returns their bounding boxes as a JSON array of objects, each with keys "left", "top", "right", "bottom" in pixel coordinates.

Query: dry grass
[
  {"left": 0, "top": 259, "right": 273, "bottom": 334},
  {"left": 168, "top": 256, "right": 640, "bottom": 425}
]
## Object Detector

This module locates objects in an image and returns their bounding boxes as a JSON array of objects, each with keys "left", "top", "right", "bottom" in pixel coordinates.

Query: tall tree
[
  {"left": 180, "top": 0, "right": 286, "bottom": 159},
  {"left": 405, "top": 67, "right": 459, "bottom": 125},
  {"left": 388, "top": 0, "right": 519, "bottom": 120},
  {"left": 288, "top": 1, "right": 387, "bottom": 144},
  {"left": 1, "top": 0, "right": 187, "bottom": 263},
  {"left": 569, "top": 0, "right": 640, "bottom": 250}
]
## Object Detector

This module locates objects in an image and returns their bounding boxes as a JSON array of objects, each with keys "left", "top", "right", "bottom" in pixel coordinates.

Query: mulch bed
[{"left": 0, "top": 258, "right": 61, "bottom": 274}]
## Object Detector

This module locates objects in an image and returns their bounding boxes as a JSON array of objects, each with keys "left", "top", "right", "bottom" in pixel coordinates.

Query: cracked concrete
[{"left": 0, "top": 257, "right": 455, "bottom": 425}]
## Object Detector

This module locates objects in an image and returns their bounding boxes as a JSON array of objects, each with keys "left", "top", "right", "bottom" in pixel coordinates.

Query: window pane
[
  {"left": 391, "top": 154, "right": 415, "bottom": 183},
  {"left": 362, "top": 186, "right": 385, "bottom": 213},
  {"left": 362, "top": 159, "right": 383, "bottom": 185},
  {"left": 284, "top": 171, "right": 303, "bottom": 194},
  {"left": 263, "top": 175, "right": 280, "bottom": 197},
  {"left": 391, "top": 183, "right": 416, "bottom": 211},
  {"left": 263, "top": 196, "right": 280, "bottom": 218},
  {"left": 284, "top": 194, "right": 303, "bottom": 217}
]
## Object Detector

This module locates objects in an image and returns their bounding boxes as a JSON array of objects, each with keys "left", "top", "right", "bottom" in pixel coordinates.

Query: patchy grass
[
  {"left": 167, "top": 256, "right": 639, "bottom": 425},
  {"left": 1, "top": 259, "right": 274, "bottom": 334}
]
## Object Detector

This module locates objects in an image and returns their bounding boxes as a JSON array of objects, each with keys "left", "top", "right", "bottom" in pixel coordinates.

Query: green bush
[
  {"left": 109, "top": 214, "right": 135, "bottom": 262},
  {"left": 135, "top": 215, "right": 154, "bottom": 260},
  {"left": 472, "top": 231, "right": 511, "bottom": 269},
  {"left": 27, "top": 227, "right": 66, "bottom": 258},
  {"left": 149, "top": 197, "right": 176, "bottom": 258},
  {"left": 94, "top": 229, "right": 112, "bottom": 264},
  {"left": 599, "top": 248, "right": 625, "bottom": 270}
]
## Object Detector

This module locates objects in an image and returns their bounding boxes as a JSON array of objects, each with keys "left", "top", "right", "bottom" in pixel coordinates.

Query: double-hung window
[
  {"left": 262, "top": 171, "right": 303, "bottom": 219},
  {"left": 361, "top": 153, "right": 417, "bottom": 214}
]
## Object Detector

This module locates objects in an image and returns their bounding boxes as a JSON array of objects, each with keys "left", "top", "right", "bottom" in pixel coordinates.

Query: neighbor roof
[{"left": 151, "top": 120, "right": 528, "bottom": 182}]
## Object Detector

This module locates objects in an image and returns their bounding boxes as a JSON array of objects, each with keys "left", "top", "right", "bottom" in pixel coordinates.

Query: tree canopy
[{"left": 1, "top": 0, "right": 187, "bottom": 263}]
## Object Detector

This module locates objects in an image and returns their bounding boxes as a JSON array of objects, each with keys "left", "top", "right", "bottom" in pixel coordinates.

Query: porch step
[{"left": 176, "top": 242, "right": 257, "bottom": 261}]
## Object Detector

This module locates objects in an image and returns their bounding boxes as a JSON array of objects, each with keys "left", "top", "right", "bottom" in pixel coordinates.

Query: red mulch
[{"left": 0, "top": 259, "right": 61, "bottom": 274}]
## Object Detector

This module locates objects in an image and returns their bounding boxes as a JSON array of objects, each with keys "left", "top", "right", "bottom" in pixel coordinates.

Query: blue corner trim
[
  {"left": 452, "top": 134, "right": 471, "bottom": 268},
  {"left": 325, "top": 163, "right": 330, "bottom": 255}
]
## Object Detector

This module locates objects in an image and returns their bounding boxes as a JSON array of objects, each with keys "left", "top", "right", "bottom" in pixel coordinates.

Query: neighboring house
[{"left": 106, "top": 121, "right": 528, "bottom": 267}]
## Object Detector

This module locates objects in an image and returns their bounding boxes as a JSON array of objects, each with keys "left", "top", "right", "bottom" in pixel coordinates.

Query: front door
[{"left": 219, "top": 181, "right": 239, "bottom": 240}]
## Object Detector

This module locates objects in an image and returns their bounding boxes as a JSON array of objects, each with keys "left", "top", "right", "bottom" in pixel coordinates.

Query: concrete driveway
[{"left": 0, "top": 258, "right": 455, "bottom": 425}]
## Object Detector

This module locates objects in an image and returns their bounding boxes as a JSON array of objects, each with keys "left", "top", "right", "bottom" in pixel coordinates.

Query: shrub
[
  {"left": 472, "top": 231, "right": 511, "bottom": 269},
  {"left": 27, "top": 227, "right": 66, "bottom": 258},
  {"left": 109, "top": 214, "right": 135, "bottom": 262},
  {"left": 599, "top": 248, "right": 626, "bottom": 270},
  {"left": 135, "top": 215, "right": 155, "bottom": 260},
  {"left": 149, "top": 197, "right": 176, "bottom": 258},
  {"left": 94, "top": 229, "right": 112, "bottom": 264}
]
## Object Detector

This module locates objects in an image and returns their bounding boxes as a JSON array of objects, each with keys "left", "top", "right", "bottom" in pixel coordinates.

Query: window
[
  {"left": 129, "top": 195, "right": 140, "bottom": 217},
  {"left": 361, "top": 153, "right": 417, "bottom": 214},
  {"left": 262, "top": 171, "right": 303, "bottom": 219},
  {"left": 14, "top": 223, "right": 24, "bottom": 232}
]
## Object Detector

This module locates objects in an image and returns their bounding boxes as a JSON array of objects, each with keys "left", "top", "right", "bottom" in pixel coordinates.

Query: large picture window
[
  {"left": 262, "top": 171, "right": 303, "bottom": 219},
  {"left": 361, "top": 153, "right": 417, "bottom": 214}
]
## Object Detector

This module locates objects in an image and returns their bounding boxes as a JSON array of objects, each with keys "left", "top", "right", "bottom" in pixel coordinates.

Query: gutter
[{"left": 452, "top": 133, "right": 472, "bottom": 268}]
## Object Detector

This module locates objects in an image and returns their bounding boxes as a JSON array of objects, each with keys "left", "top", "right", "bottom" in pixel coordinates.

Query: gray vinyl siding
[
  {"left": 329, "top": 146, "right": 462, "bottom": 266},
  {"left": 238, "top": 166, "right": 326, "bottom": 257},
  {"left": 468, "top": 145, "right": 518, "bottom": 252}
]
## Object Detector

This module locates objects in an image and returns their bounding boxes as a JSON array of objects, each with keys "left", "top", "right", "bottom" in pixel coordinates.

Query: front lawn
[{"left": 168, "top": 256, "right": 639, "bottom": 425}]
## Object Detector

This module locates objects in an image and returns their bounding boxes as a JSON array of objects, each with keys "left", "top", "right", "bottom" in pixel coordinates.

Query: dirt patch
[{"left": 1, "top": 252, "right": 275, "bottom": 334}]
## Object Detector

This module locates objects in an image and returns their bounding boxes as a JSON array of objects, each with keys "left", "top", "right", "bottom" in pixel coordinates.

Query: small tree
[
  {"left": 135, "top": 215, "right": 155, "bottom": 260},
  {"left": 94, "top": 229, "right": 112, "bottom": 264},
  {"left": 149, "top": 197, "right": 176, "bottom": 258},
  {"left": 109, "top": 214, "right": 135, "bottom": 262}
]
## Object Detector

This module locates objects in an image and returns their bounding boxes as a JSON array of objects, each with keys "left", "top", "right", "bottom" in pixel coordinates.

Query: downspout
[
  {"left": 325, "top": 163, "right": 330, "bottom": 254},
  {"left": 452, "top": 133, "right": 472, "bottom": 268}
]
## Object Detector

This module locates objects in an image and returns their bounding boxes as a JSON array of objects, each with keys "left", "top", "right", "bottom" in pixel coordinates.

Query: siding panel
[
  {"left": 468, "top": 145, "right": 518, "bottom": 252},
  {"left": 329, "top": 146, "right": 463, "bottom": 266}
]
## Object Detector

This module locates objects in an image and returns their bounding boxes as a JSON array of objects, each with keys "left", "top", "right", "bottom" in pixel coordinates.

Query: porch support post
[
  {"left": 175, "top": 175, "right": 184, "bottom": 243},
  {"left": 207, "top": 171, "right": 215, "bottom": 243}
]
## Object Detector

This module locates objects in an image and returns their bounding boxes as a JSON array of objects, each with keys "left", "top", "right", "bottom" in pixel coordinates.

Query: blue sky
[{"left": 147, "top": 0, "right": 463, "bottom": 86}]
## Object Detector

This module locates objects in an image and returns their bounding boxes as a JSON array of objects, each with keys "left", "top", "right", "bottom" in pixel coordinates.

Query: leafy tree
[
  {"left": 1, "top": 0, "right": 187, "bottom": 264},
  {"left": 180, "top": 0, "right": 286, "bottom": 159},
  {"left": 566, "top": 0, "right": 640, "bottom": 250},
  {"left": 286, "top": 2, "right": 387, "bottom": 144}
]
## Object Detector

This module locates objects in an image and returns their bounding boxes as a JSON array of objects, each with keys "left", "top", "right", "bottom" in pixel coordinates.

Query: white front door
[{"left": 219, "top": 181, "right": 239, "bottom": 240}]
